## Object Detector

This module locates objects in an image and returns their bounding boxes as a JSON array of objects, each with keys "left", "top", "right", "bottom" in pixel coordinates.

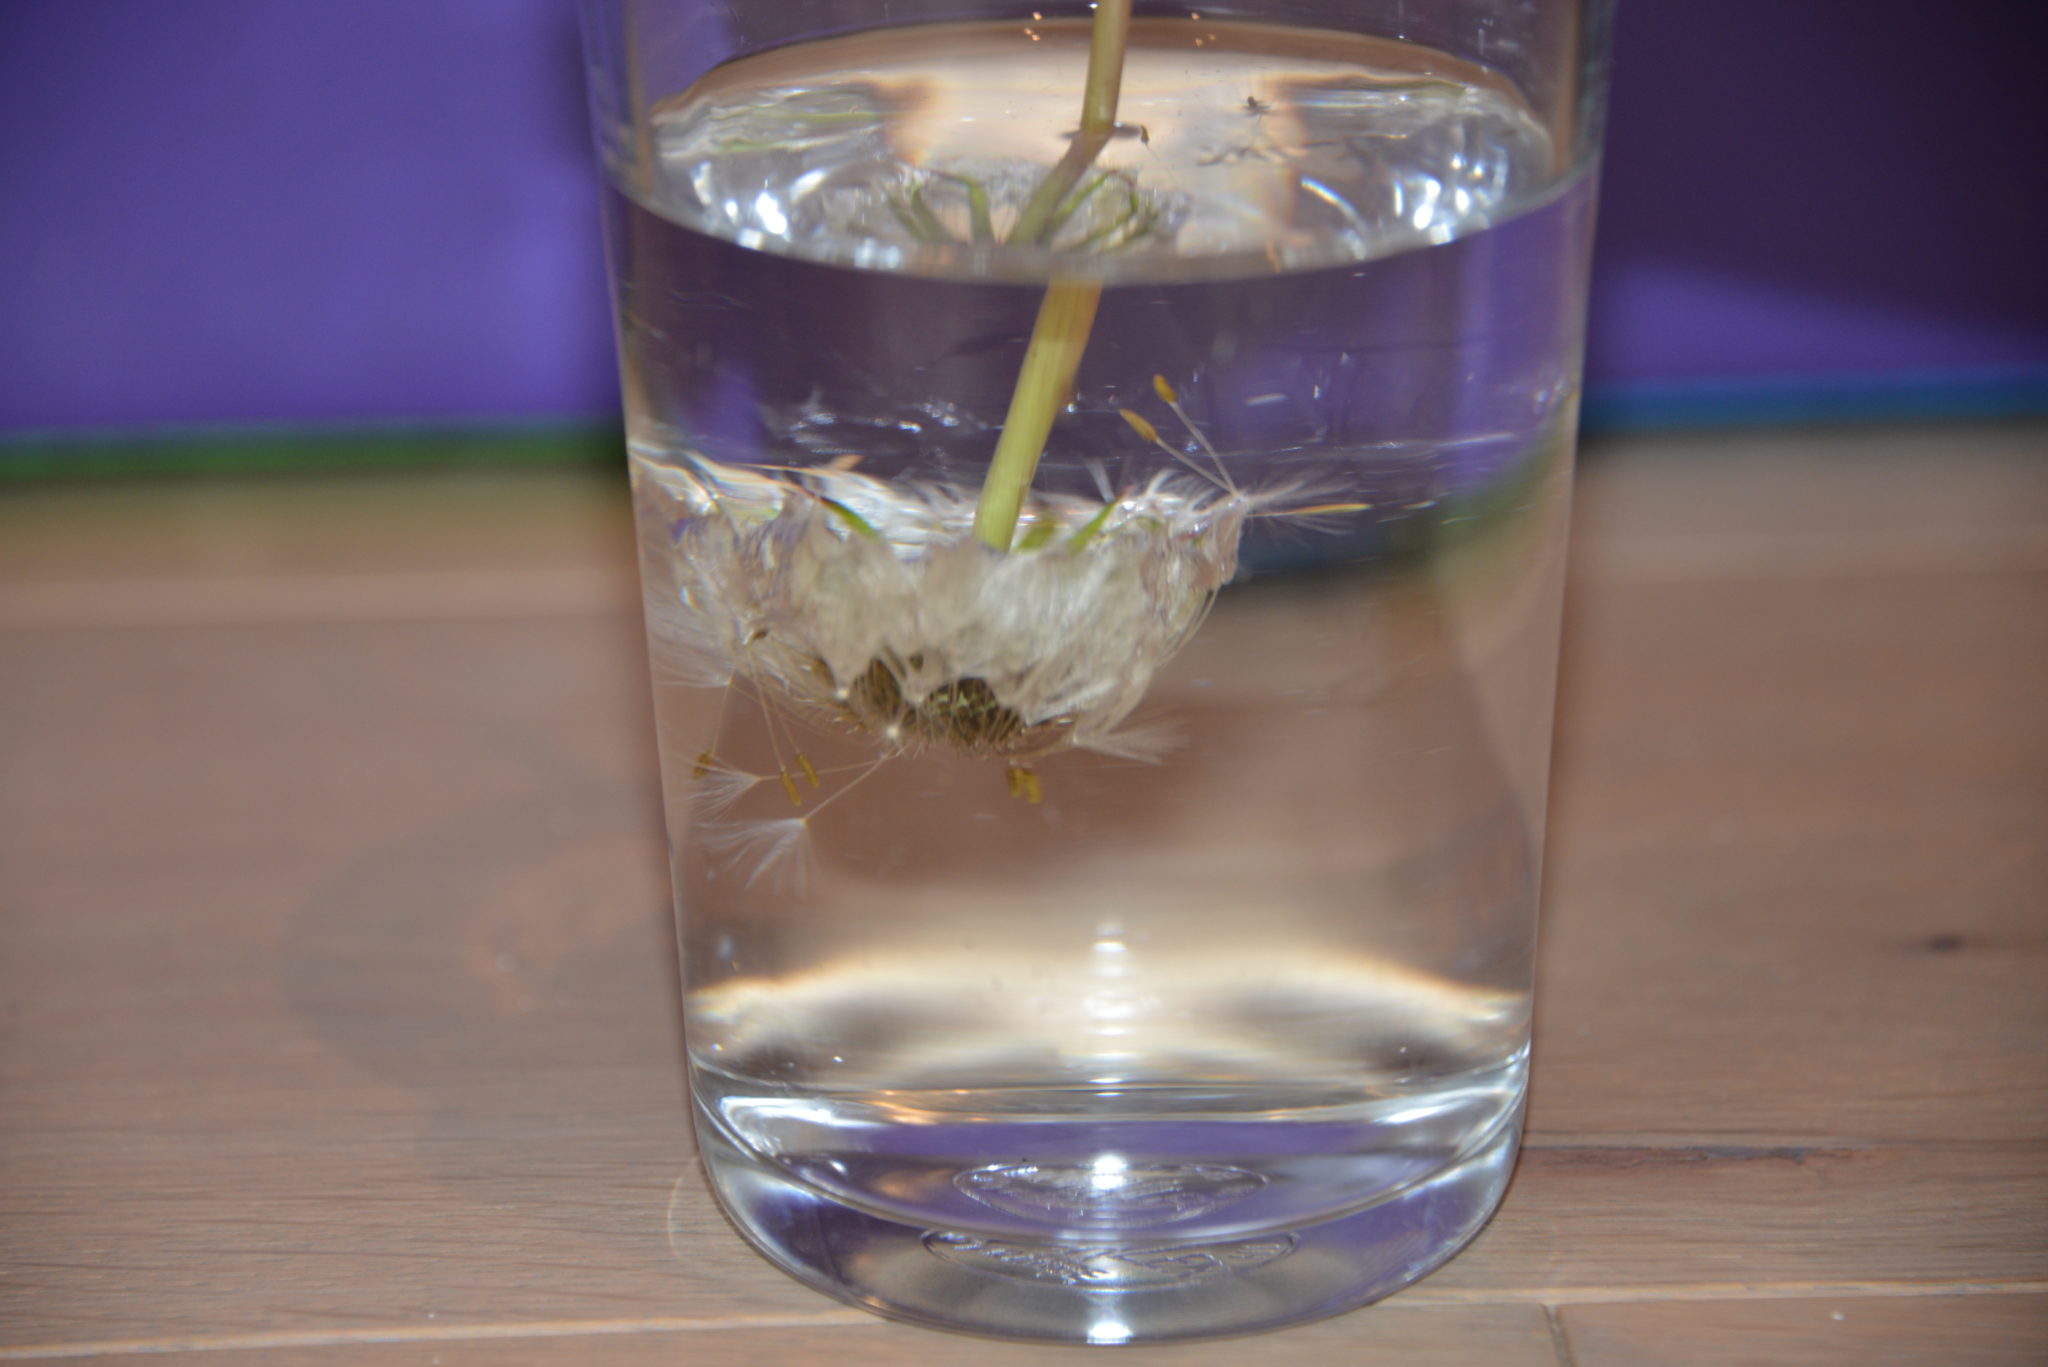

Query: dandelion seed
[
  {"left": 1008, "top": 765, "right": 1043, "bottom": 804},
  {"left": 1286, "top": 502, "right": 1374, "bottom": 516},
  {"left": 702, "top": 817, "right": 812, "bottom": 889},
  {"left": 652, "top": 648, "right": 733, "bottom": 691},
  {"left": 691, "top": 766, "right": 765, "bottom": 819},
  {"left": 1151, "top": 374, "right": 1234, "bottom": 490},
  {"left": 1077, "top": 716, "right": 1182, "bottom": 763},
  {"left": 1082, "top": 458, "right": 1115, "bottom": 502},
  {"left": 1261, "top": 499, "right": 1375, "bottom": 536}
]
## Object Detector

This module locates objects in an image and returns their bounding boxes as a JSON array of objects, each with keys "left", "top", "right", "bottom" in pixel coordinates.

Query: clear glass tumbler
[{"left": 581, "top": 0, "right": 1610, "bottom": 1342}]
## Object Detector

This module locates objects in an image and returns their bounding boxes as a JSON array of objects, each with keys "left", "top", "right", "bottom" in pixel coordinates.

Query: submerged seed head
[
  {"left": 637, "top": 425, "right": 1252, "bottom": 774},
  {"left": 841, "top": 655, "right": 1046, "bottom": 755}
]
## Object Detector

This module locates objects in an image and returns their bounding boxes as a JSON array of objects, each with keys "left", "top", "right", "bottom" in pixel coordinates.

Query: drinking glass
[{"left": 581, "top": 0, "right": 1610, "bottom": 1342}]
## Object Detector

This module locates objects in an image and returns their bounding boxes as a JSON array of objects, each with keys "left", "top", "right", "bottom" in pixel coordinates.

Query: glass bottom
[{"left": 691, "top": 1100, "right": 1521, "bottom": 1344}]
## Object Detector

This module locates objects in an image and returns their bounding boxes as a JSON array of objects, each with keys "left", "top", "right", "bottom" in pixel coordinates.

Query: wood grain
[
  {"left": 2, "top": 422, "right": 2044, "bottom": 1361},
  {"left": 3, "top": 1304, "right": 1557, "bottom": 1365},
  {"left": 1532, "top": 567, "right": 2048, "bottom": 1144},
  {"left": 1561, "top": 1293, "right": 2048, "bottom": 1367}
]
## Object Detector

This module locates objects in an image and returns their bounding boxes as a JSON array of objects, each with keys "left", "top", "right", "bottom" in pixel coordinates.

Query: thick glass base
[{"left": 692, "top": 1103, "right": 1522, "bottom": 1344}]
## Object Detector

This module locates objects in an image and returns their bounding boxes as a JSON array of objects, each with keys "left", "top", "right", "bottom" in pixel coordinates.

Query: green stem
[
  {"left": 969, "top": 0, "right": 1133, "bottom": 551},
  {"left": 1009, "top": 1, "right": 1132, "bottom": 247},
  {"left": 972, "top": 279, "right": 1101, "bottom": 548}
]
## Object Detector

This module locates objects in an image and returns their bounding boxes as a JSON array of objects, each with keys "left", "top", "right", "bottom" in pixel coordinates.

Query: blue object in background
[{"left": 1, "top": 0, "right": 2043, "bottom": 438}]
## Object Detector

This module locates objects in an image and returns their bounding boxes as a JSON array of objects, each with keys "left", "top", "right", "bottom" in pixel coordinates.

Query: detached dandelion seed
[
  {"left": 691, "top": 766, "right": 765, "bottom": 819},
  {"left": 702, "top": 817, "right": 815, "bottom": 890}
]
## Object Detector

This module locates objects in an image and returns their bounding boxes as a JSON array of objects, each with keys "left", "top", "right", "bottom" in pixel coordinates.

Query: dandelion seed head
[{"left": 642, "top": 457, "right": 1251, "bottom": 765}]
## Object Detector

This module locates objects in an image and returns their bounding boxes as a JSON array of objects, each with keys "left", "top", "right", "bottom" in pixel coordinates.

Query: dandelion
[
  {"left": 637, "top": 372, "right": 1366, "bottom": 882},
  {"left": 641, "top": 456, "right": 1244, "bottom": 764}
]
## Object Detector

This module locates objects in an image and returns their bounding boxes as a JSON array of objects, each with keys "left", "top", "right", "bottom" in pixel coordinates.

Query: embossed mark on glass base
[
  {"left": 924, "top": 1231, "right": 1298, "bottom": 1290},
  {"left": 956, "top": 1160, "right": 1265, "bottom": 1226}
]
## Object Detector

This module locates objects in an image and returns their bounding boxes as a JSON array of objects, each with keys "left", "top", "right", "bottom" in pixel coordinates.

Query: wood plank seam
[
  {"left": 1519, "top": 1138, "right": 2047, "bottom": 1152},
  {"left": 1401, "top": 1281, "right": 2048, "bottom": 1306},
  {"left": 3, "top": 1288, "right": 2041, "bottom": 1360}
]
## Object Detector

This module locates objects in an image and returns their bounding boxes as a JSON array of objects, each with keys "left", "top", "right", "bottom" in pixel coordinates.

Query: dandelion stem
[
  {"left": 973, "top": 278, "right": 1100, "bottom": 548},
  {"left": 1008, "top": 0, "right": 1132, "bottom": 248},
  {"left": 970, "top": 0, "right": 1132, "bottom": 552}
]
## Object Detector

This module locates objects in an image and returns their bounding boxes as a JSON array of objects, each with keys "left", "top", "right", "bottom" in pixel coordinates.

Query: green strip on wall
[{"left": 0, "top": 422, "right": 625, "bottom": 483}]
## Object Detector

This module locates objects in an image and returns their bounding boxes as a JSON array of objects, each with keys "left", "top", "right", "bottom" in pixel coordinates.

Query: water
[{"left": 610, "top": 13, "right": 1592, "bottom": 1338}]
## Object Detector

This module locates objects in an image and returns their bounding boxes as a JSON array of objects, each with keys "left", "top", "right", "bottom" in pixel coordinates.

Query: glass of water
[{"left": 581, "top": 0, "right": 1610, "bottom": 1342}]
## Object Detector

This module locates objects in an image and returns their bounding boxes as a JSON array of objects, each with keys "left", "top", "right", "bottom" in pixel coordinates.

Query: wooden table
[{"left": 3, "top": 424, "right": 2044, "bottom": 1365}]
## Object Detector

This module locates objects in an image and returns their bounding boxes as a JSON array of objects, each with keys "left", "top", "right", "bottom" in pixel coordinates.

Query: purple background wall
[{"left": 2, "top": 1, "right": 2043, "bottom": 436}]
